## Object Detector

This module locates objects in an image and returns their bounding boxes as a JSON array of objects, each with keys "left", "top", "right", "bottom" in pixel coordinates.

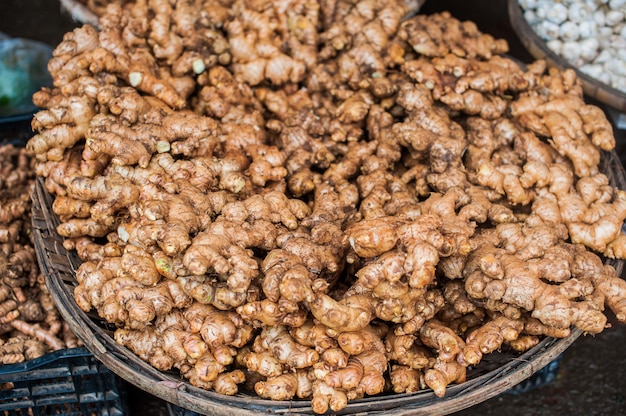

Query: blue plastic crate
[
  {"left": 0, "top": 347, "right": 127, "bottom": 416},
  {"left": 506, "top": 355, "right": 563, "bottom": 395}
]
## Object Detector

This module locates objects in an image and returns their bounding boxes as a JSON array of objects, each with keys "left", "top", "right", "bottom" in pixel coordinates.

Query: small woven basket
[
  {"left": 30, "top": 150, "right": 626, "bottom": 415},
  {"left": 508, "top": 0, "right": 626, "bottom": 112}
]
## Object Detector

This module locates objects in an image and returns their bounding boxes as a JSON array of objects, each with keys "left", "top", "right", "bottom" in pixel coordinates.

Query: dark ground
[{"left": 1, "top": 0, "right": 626, "bottom": 415}]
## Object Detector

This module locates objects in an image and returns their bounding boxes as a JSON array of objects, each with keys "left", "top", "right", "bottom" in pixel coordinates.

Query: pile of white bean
[{"left": 520, "top": 0, "right": 626, "bottom": 93}]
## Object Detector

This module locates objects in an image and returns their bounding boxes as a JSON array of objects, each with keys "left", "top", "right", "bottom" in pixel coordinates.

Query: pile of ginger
[
  {"left": 24, "top": 0, "right": 626, "bottom": 413},
  {"left": 0, "top": 143, "right": 80, "bottom": 365}
]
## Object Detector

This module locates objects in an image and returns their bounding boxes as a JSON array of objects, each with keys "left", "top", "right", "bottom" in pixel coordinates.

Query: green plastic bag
[{"left": 0, "top": 35, "right": 53, "bottom": 118}]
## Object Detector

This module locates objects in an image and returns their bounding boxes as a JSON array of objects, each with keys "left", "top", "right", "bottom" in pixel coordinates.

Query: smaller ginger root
[
  {"left": 457, "top": 315, "right": 524, "bottom": 366},
  {"left": 0, "top": 143, "right": 77, "bottom": 363},
  {"left": 0, "top": 337, "right": 48, "bottom": 364},
  {"left": 397, "top": 12, "right": 508, "bottom": 60},
  {"left": 423, "top": 359, "right": 467, "bottom": 397},
  {"left": 254, "top": 368, "right": 315, "bottom": 401},
  {"left": 390, "top": 364, "right": 422, "bottom": 393},
  {"left": 10, "top": 320, "right": 65, "bottom": 352},
  {"left": 420, "top": 319, "right": 465, "bottom": 363}
]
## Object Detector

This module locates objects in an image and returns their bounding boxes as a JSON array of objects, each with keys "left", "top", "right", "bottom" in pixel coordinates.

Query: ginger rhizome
[{"left": 25, "top": 0, "right": 626, "bottom": 413}]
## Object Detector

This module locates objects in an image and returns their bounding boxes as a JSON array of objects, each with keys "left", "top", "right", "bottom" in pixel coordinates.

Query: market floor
[{"left": 2, "top": 1, "right": 626, "bottom": 415}]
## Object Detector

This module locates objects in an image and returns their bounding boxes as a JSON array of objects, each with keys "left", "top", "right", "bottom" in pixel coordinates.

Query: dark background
[{"left": 1, "top": 0, "right": 625, "bottom": 415}]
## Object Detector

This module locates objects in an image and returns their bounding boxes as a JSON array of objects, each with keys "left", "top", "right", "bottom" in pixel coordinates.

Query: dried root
[{"left": 0, "top": 144, "right": 80, "bottom": 363}]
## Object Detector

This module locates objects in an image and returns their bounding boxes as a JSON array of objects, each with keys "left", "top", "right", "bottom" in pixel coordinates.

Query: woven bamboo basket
[
  {"left": 508, "top": 0, "right": 626, "bottom": 113},
  {"left": 31, "top": 149, "right": 626, "bottom": 415}
]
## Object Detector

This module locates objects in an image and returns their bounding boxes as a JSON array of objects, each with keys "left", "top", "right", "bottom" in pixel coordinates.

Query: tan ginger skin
[{"left": 21, "top": 0, "right": 626, "bottom": 412}]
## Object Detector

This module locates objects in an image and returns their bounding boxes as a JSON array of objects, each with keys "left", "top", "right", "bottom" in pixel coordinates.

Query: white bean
[
  {"left": 535, "top": 19, "right": 561, "bottom": 39},
  {"left": 609, "top": 0, "right": 626, "bottom": 9},
  {"left": 524, "top": 9, "right": 539, "bottom": 25},
  {"left": 546, "top": 39, "right": 564, "bottom": 54},
  {"left": 580, "top": 37, "right": 600, "bottom": 61},
  {"left": 568, "top": 2, "right": 591, "bottom": 22},
  {"left": 594, "top": 10, "right": 607, "bottom": 26},
  {"left": 579, "top": 20, "right": 598, "bottom": 37},
  {"left": 605, "top": 10, "right": 625, "bottom": 25},
  {"left": 561, "top": 41, "right": 582, "bottom": 64},
  {"left": 519, "top": 0, "right": 626, "bottom": 91},
  {"left": 580, "top": 63, "right": 604, "bottom": 78},
  {"left": 560, "top": 21, "right": 581, "bottom": 40},
  {"left": 545, "top": 2, "right": 569, "bottom": 24}
]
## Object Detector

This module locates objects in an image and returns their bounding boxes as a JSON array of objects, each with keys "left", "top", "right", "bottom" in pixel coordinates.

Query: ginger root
[{"left": 23, "top": 1, "right": 626, "bottom": 413}]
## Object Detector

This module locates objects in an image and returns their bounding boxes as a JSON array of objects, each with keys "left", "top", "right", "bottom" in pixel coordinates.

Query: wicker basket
[
  {"left": 30, "top": 149, "right": 626, "bottom": 415},
  {"left": 508, "top": 0, "right": 626, "bottom": 112}
]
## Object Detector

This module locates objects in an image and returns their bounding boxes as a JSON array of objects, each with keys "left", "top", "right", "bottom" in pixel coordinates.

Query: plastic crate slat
[
  {"left": 104, "top": 389, "right": 121, "bottom": 400},
  {"left": 70, "top": 363, "right": 99, "bottom": 375},
  {"left": 0, "top": 346, "right": 128, "bottom": 415},
  {"left": 107, "top": 406, "right": 125, "bottom": 416},
  {"left": 7, "top": 366, "right": 71, "bottom": 383},
  {"left": 31, "top": 380, "right": 75, "bottom": 396},
  {"left": 0, "top": 399, "right": 35, "bottom": 412},
  {"left": 35, "top": 393, "right": 78, "bottom": 406},
  {"left": 78, "top": 391, "right": 104, "bottom": 403},
  {"left": 0, "top": 387, "right": 31, "bottom": 401}
]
